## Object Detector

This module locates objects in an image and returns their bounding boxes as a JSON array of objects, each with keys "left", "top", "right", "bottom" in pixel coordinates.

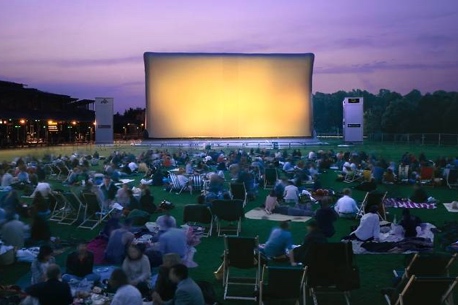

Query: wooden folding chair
[
  {"left": 383, "top": 276, "right": 458, "bottom": 305},
  {"left": 356, "top": 191, "right": 387, "bottom": 221}
]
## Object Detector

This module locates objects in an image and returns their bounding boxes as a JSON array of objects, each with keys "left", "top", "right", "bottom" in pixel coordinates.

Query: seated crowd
[{"left": 0, "top": 147, "right": 454, "bottom": 304}]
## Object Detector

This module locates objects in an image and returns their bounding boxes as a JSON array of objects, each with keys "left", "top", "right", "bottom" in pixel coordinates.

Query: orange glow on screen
[{"left": 144, "top": 53, "right": 314, "bottom": 138}]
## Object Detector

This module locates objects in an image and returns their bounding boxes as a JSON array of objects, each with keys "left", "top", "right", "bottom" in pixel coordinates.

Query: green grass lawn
[{"left": 1, "top": 142, "right": 458, "bottom": 304}]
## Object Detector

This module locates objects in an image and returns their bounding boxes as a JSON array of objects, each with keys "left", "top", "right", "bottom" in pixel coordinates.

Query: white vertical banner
[
  {"left": 343, "top": 97, "right": 364, "bottom": 143},
  {"left": 95, "top": 97, "right": 114, "bottom": 144}
]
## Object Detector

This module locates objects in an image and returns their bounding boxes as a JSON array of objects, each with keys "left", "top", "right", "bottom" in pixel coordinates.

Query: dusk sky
[{"left": 1, "top": 0, "right": 457, "bottom": 112}]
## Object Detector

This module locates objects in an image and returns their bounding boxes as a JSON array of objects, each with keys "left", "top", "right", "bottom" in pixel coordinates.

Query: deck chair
[
  {"left": 356, "top": 191, "right": 387, "bottom": 221},
  {"left": 264, "top": 168, "right": 278, "bottom": 190},
  {"left": 393, "top": 253, "right": 457, "bottom": 280},
  {"left": 168, "top": 172, "right": 187, "bottom": 194},
  {"left": 223, "top": 235, "right": 261, "bottom": 301},
  {"left": 420, "top": 167, "right": 435, "bottom": 185},
  {"left": 59, "top": 191, "right": 83, "bottom": 225},
  {"left": 183, "top": 204, "right": 213, "bottom": 237},
  {"left": 190, "top": 174, "right": 204, "bottom": 195},
  {"left": 383, "top": 275, "right": 458, "bottom": 305},
  {"left": 230, "top": 183, "right": 247, "bottom": 206},
  {"left": 79, "top": 192, "right": 109, "bottom": 230},
  {"left": 49, "top": 191, "right": 69, "bottom": 222},
  {"left": 259, "top": 265, "right": 307, "bottom": 305},
  {"left": 343, "top": 170, "right": 360, "bottom": 183},
  {"left": 44, "top": 164, "right": 59, "bottom": 180},
  {"left": 211, "top": 200, "right": 244, "bottom": 236},
  {"left": 398, "top": 165, "right": 410, "bottom": 183},
  {"left": 306, "top": 242, "right": 357, "bottom": 305},
  {"left": 446, "top": 169, "right": 458, "bottom": 189}
]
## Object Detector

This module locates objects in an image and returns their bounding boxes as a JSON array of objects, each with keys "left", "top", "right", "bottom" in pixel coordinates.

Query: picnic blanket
[
  {"left": 443, "top": 203, "right": 458, "bottom": 213},
  {"left": 244, "top": 207, "right": 311, "bottom": 223},
  {"left": 383, "top": 198, "right": 436, "bottom": 209},
  {"left": 350, "top": 223, "right": 435, "bottom": 254}
]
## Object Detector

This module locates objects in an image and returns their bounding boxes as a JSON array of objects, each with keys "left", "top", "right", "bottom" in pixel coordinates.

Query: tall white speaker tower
[{"left": 343, "top": 97, "right": 364, "bottom": 143}]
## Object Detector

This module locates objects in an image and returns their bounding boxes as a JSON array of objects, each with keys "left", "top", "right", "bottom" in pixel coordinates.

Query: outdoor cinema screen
[{"left": 144, "top": 52, "right": 314, "bottom": 138}]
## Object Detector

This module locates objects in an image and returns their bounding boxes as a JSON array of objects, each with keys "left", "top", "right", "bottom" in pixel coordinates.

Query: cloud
[
  {"left": 14, "top": 55, "right": 142, "bottom": 67},
  {"left": 315, "top": 60, "right": 458, "bottom": 74}
]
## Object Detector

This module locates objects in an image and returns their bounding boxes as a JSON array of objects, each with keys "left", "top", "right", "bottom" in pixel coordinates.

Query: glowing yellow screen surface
[{"left": 144, "top": 53, "right": 314, "bottom": 138}]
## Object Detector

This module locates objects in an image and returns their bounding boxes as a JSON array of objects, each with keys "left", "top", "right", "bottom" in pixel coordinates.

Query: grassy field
[{"left": 1, "top": 142, "right": 458, "bottom": 304}]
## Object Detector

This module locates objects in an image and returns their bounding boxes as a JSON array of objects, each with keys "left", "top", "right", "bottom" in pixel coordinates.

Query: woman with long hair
[{"left": 122, "top": 244, "right": 151, "bottom": 297}]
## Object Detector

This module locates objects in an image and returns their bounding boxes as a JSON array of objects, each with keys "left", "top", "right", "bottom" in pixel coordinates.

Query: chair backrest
[
  {"left": 211, "top": 200, "right": 244, "bottom": 221},
  {"left": 397, "top": 276, "right": 457, "bottom": 305},
  {"left": 224, "top": 235, "right": 258, "bottom": 269},
  {"left": 447, "top": 169, "right": 458, "bottom": 185},
  {"left": 230, "top": 183, "right": 246, "bottom": 200},
  {"left": 168, "top": 172, "right": 181, "bottom": 189},
  {"left": 63, "top": 191, "right": 82, "bottom": 210},
  {"left": 364, "top": 191, "right": 387, "bottom": 213},
  {"left": 399, "top": 165, "right": 410, "bottom": 179},
  {"left": 191, "top": 174, "right": 203, "bottom": 190},
  {"left": 183, "top": 204, "right": 212, "bottom": 224},
  {"left": 81, "top": 192, "right": 101, "bottom": 214},
  {"left": 405, "top": 253, "right": 456, "bottom": 277},
  {"left": 306, "top": 242, "right": 353, "bottom": 288},
  {"left": 263, "top": 266, "right": 306, "bottom": 299},
  {"left": 264, "top": 168, "right": 278, "bottom": 184}
]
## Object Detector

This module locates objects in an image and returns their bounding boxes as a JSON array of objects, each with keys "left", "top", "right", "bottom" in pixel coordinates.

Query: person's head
[
  {"left": 37, "top": 245, "right": 54, "bottom": 262},
  {"left": 34, "top": 191, "right": 43, "bottom": 201},
  {"left": 45, "top": 264, "right": 61, "bottom": 281},
  {"left": 122, "top": 183, "right": 129, "bottom": 190},
  {"left": 159, "top": 214, "right": 175, "bottom": 231},
  {"left": 402, "top": 208, "right": 411, "bottom": 218},
  {"left": 320, "top": 196, "right": 333, "bottom": 208},
  {"left": 76, "top": 241, "right": 88, "bottom": 255},
  {"left": 269, "top": 190, "right": 277, "bottom": 197},
  {"left": 121, "top": 218, "right": 133, "bottom": 228},
  {"left": 126, "top": 244, "right": 143, "bottom": 261},
  {"left": 342, "top": 188, "right": 352, "bottom": 196},
  {"left": 162, "top": 253, "right": 181, "bottom": 268},
  {"left": 169, "top": 264, "right": 189, "bottom": 283},
  {"left": 103, "top": 175, "right": 111, "bottom": 184},
  {"left": 143, "top": 188, "right": 151, "bottom": 196},
  {"left": 109, "top": 268, "right": 129, "bottom": 290},
  {"left": 279, "top": 220, "right": 290, "bottom": 231},
  {"left": 306, "top": 219, "right": 319, "bottom": 233},
  {"left": 369, "top": 204, "right": 379, "bottom": 214}
]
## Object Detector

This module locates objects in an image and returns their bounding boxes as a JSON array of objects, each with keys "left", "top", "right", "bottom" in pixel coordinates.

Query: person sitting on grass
[
  {"left": 409, "top": 183, "right": 428, "bottom": 203},
  {"left": 122, "top": 244, "right": 152, "bottom": 297},
  {"left": 314, "top": 196, "right": 338, "bottom": 238},
  {"left": 25, "top": 264, "right": 73, "bottom": 305},
  {"left": 152, "top": 264, "right": 205, "bottom": 305},
  {"left": 109, "top": 268, "right": 143, "bottom": 305},
  {"left": 31, "top": 245, "right": 55, "bottom": 284},
  {"left": 399, "top": 209, "right": 422, "bottom": 238},
  {"left": 264, "top": 190, "right": 279, "bottom": 215},
  {"left": 62, "top": 241, "right": 100, "bottom": 284},
  {"left": 346, "top": 205, "right": 380, "bottom": 242},
  {"left": 283, "top": 180, "right": 299, "bottom": 205},
  {"left": 289, "top": 220, "right": 327, "bottom": 266},
  {"left": 334, "top": 188, "right": 359, "bottom": 218},
  {"left": 105, "top": 218, "right": 135, "bottom": 265},
  {"left": 261, "top": 220, "right": 293, "bottom": 259},
  {"left": 155, "top": 253, "right": 181, "bottom": 302}
]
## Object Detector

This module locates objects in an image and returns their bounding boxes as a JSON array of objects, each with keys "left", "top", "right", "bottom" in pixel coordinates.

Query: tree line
[
  {"left": 114, "top": 89, "right": 458, "bottom": 135},
  {"left": 313, "top": 89, "right": 458, "bottom": 135}
]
